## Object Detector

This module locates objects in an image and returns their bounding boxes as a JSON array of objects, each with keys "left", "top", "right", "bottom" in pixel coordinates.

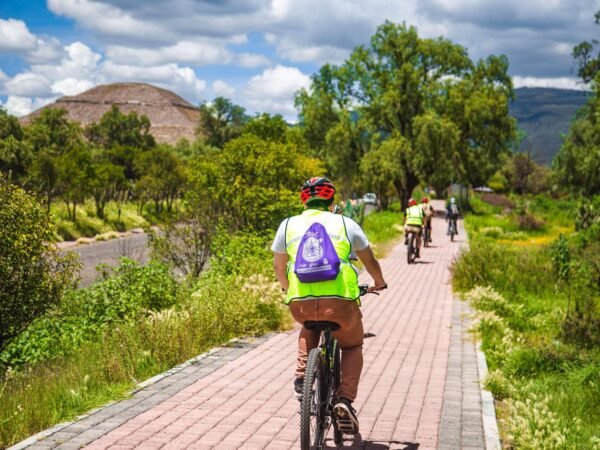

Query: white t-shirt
[{"left": 271, "top": 211, "right": 369, "bottom": 254}]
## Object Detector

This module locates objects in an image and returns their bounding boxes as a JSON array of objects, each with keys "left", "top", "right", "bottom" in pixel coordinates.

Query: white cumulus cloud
[
  {"left": 4, "top": 73, "right": 52, "bottom": 97},
  {"left": 0, "top": 18, "right": 37, "bottom": 52},
  {"left": 512, "top": 76, "right": 588, "bottom": 91},
  {"left": 106, "top": 41, "right": 234, "bottom": 66},
  {"left": 212, "top": 80, "right": 235, "bottom": 97},
  {"left": 244, "top": 65, "right": 310, "bottom": 120},
  {"left": 4, "top": 95, "right": 56, "bottom": 117}
]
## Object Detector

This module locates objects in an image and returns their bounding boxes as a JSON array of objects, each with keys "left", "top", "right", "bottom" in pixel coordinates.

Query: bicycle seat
[{"left": 304, "top": 320, "right": 340, "bottom": 331}]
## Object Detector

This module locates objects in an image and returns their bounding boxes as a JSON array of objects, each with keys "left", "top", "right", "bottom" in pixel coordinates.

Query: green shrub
[
  {"left": 0, "top": 177, "right": 78, "bottom": 352},
  {"left": 0, "top": 259, "right": 177, "bottom": 370}
]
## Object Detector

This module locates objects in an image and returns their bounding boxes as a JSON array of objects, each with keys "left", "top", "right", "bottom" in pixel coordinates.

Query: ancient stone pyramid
[{"left": 21, "top": 82, "right": 200, "bottom": 144}]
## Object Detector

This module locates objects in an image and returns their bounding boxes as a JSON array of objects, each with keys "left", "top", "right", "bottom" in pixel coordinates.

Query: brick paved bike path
[{"left": 14, "top": 203, "right": 492, "bottom": 450}]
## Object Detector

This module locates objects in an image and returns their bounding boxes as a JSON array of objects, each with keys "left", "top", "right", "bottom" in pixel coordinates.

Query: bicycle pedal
[{"left": 336, "top": 419, "right": 357, "bottom": 433}]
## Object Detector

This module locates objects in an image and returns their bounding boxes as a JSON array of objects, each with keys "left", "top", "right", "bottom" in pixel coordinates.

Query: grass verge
[
  {"left": 362, "top": 204, "right": 403, "bottom": 258},
  {"left": 452, "top": 194, "right": 600, "bottom": 449}
]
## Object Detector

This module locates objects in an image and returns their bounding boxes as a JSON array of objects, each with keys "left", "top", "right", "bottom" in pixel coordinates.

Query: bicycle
[
  {"left": 448, "top": 216, "right": 457, "bottom": 242},
  {"left": 406, "top": 230, "right": 419, "bottom": 264},
  {"left": 423, "top": 224, "right": 431, "bottom": 248},
  {"left": 300, "top": 284, "right": 378, "bottom": 450}
]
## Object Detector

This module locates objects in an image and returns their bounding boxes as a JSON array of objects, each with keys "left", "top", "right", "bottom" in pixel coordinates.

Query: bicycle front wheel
[{"left": 301, "top": 348, "right": 326, "bottom": 450}]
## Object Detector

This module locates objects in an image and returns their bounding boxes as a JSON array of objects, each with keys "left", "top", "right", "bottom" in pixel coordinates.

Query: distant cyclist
[
  {"left": 404, "top": 198, "right": 424, "bottom": 258},
  {"left": 446, "top": 197, "right": 460, "bottom": 236},
  {"left": 421, "top": 197, "right": 434, "bottom": 243},
  {"left": 271, "top": 177, "right": 387, "bottom": 434}
]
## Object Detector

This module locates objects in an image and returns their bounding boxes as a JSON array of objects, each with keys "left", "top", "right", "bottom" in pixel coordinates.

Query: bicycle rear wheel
[
  {"left": 301, "top": 348, "right": 326, "bottom": 450},
  {"left": 332, "top": 344, "right": 343, "bottom": 446},
  {"left": 423, "top": 227, "right": 430, "bottom": 247},
  {"left": 407, "top": 233, "right": 416, "bottom": 264}
]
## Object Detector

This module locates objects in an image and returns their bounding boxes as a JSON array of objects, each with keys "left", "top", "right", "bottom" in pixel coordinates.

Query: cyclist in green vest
[
  {"left": 272, "top": 177, "right": 387, "bottom": 434},
  {"left": 404, "top": 197, "right": 424, "bottom": 258}
]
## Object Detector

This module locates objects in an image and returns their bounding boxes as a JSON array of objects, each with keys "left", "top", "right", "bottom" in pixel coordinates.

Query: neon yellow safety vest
[
  {"left": 405, "top": 204, "right": 423, "bottom": 226},
  {"left": 284, "top": 209, "right": 359, "bottom": 304}
]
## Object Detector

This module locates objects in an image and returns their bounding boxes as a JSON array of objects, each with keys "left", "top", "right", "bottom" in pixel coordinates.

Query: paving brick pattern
[{"left": 14, "top": 202, "right": 489, "bottom": 450}]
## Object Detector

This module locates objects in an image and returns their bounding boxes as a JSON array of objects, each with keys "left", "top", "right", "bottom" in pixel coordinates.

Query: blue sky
[{"left": 0, "top": 0, "right": 598, "bottom": 120}]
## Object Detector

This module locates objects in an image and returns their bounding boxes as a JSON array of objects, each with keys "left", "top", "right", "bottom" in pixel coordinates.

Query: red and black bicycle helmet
[
  {"left": 300, "top": 177, "right": 336, "bottom": 204},
  {"left": 421, "top": 197, "right": 429, "bottom": 203}
]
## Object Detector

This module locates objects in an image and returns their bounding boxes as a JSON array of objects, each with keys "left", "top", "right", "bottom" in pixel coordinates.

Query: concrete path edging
[{"left": 476, "top": 342, "right": 502, "bottom": 450}]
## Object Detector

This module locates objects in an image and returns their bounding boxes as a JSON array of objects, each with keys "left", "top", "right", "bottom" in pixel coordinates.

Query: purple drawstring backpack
[{"left": 294, "top": 222, "right": 341, "bottom": 283}]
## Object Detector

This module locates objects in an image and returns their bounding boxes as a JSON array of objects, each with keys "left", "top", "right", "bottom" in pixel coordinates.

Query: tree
[
  {"left": 135, "top": 145, "right": 187, "bottom": 213},
  {"left": 85, "top": 105, "right": 155, "bottom": 150},
  {"left": 56, "top": 146, "right": 92, "bottom": 222},
  {"left": 197, "top": 97, "right": 248, "bottom": 148},
  {"left": 243, "top": 113, "right": 289, "bottom": 142},
  {"left": 88, "top": 155, "right": 126, "bottom": 220},
  {"left": 572, "top": 10, "right": 600, "bottom": 83},
  {"left": 189, "top": 133, "right": 324, "bottom": 231},
  {"left": 24, "top": 108, "right": 84, "bottom": 210},
  {"left": 553, "top": 94, "right": 600, "bottom": 196},
  {"left": 297, "top": 22, "right": 515, "bottom": 208},
  {"left": 0, "top": 109, "right": 31, "bottom": 182},
  {"left": 25, "top": 108, "right": 83, "bottom": 156},
  {"left": 0, "top": 176, "right": 78, "bottom": 352},
  {"left": 554, "top": 10, "right": 600, "bottom": 196}
]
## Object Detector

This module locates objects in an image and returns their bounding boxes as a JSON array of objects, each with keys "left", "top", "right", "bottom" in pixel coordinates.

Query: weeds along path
[{"left": 13, "top": 201, "right": 489, "bottom": 450}]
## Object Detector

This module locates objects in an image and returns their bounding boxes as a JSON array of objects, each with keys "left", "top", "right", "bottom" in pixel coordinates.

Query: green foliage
[
  {"left": 150, "top": 207, "right": 215, "bottom": 278},
  {"left": 575, "top": 200, "right": 600, "bottom": 231},
  {"left": 243, "top": 113, "right": 288, "bottom": 142},
  {"left": 197, "top": 97, "right": 248, "bottom": 148},
  {"left": 455, "top": 194, "right": 600, "bottom": 447},
  {"left": 0, "top": 259, "right": 177, "bottom": 370},
  {"left": 0, "top": 109, "right": 30, "bottom": 182},
  {"left": 296, "top": 21, "right": 515, "bottom": 208},
  {"left": 85, "top": 105, "right": 155, "bottom": 150},
  {"left": 0, "top": 231, "right": 290, "bottom": 448},
  {"left": 362, "top": 207, "right": 402, "bottom": 243},
  {"left": 572, "top": 10, "right": 600, "bottom": 83},
  {"left": 189, "top": 133, "right": 324, "bottom": 232},
  {"left": 554, "top": 13, "right": 600, "bottom": 196},
  {"left": 0, "top": 177, "right": 78, "bottom": 353},
  {"left": 25, "top": 108, "right": 83, "bottom": 157},
  {"left": 135, "top": 145, "right": 187, "bottom": 214}
]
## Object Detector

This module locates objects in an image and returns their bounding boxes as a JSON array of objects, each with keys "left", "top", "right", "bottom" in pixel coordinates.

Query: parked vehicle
[{"left": 362, "top": 193, "right": 377, "bottom": 205}]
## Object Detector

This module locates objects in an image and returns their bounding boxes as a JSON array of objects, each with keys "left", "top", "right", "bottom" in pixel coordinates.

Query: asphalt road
[{"left": 64, "top": 233, "right": 151, "bottom": 287}]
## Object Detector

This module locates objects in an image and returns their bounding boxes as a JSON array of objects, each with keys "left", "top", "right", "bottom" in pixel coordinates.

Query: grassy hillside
[{"left": 510, "top": 87, "right": 589, "bottom": 165}]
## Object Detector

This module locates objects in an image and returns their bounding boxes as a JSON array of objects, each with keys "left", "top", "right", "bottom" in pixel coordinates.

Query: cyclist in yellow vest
[
  {"left": 272, "top": 177, "right": 387, "bottom": 434},
  {"left": 404, "top": 197, "right": 424, "bottom": 258}
]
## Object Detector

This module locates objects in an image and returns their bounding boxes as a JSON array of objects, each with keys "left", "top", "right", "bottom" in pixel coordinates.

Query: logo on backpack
[{"left": 294, "top": 222, "right": 341, "bottom": 283}]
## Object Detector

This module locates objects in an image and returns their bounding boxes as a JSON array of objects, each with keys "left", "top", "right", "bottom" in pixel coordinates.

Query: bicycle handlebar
[{"left": 359, "top": 283, "right": 388, "bottom": 296}]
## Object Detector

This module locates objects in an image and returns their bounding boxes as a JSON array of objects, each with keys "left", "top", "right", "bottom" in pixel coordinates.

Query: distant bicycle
[
  {"left": 300, "top": 284, "right": 378, "bottom": 450},
  {"left": 406, "top": 230, "right": 419, "bottom": 264},
  {"left": 423, "top": 225, "right": 431, "bottom": 248},
  {"left": 448, "top": 217, "right": 457, "bottom": 242}
]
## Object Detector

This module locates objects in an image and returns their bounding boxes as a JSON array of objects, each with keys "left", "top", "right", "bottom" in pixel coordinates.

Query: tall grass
[
  {"left": 0, "top": 236, "right": 289, "bottom": 448},
  {"left": 362, "top": 204, "right": 403, "bottom": 257},
  {"left": 453, "top": 194, "right": 600, "bottom": 448}
]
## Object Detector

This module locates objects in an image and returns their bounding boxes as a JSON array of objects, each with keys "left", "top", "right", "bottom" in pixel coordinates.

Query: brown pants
[{"left": 289, "top": 298, "right": 364, "bottom": 401}]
